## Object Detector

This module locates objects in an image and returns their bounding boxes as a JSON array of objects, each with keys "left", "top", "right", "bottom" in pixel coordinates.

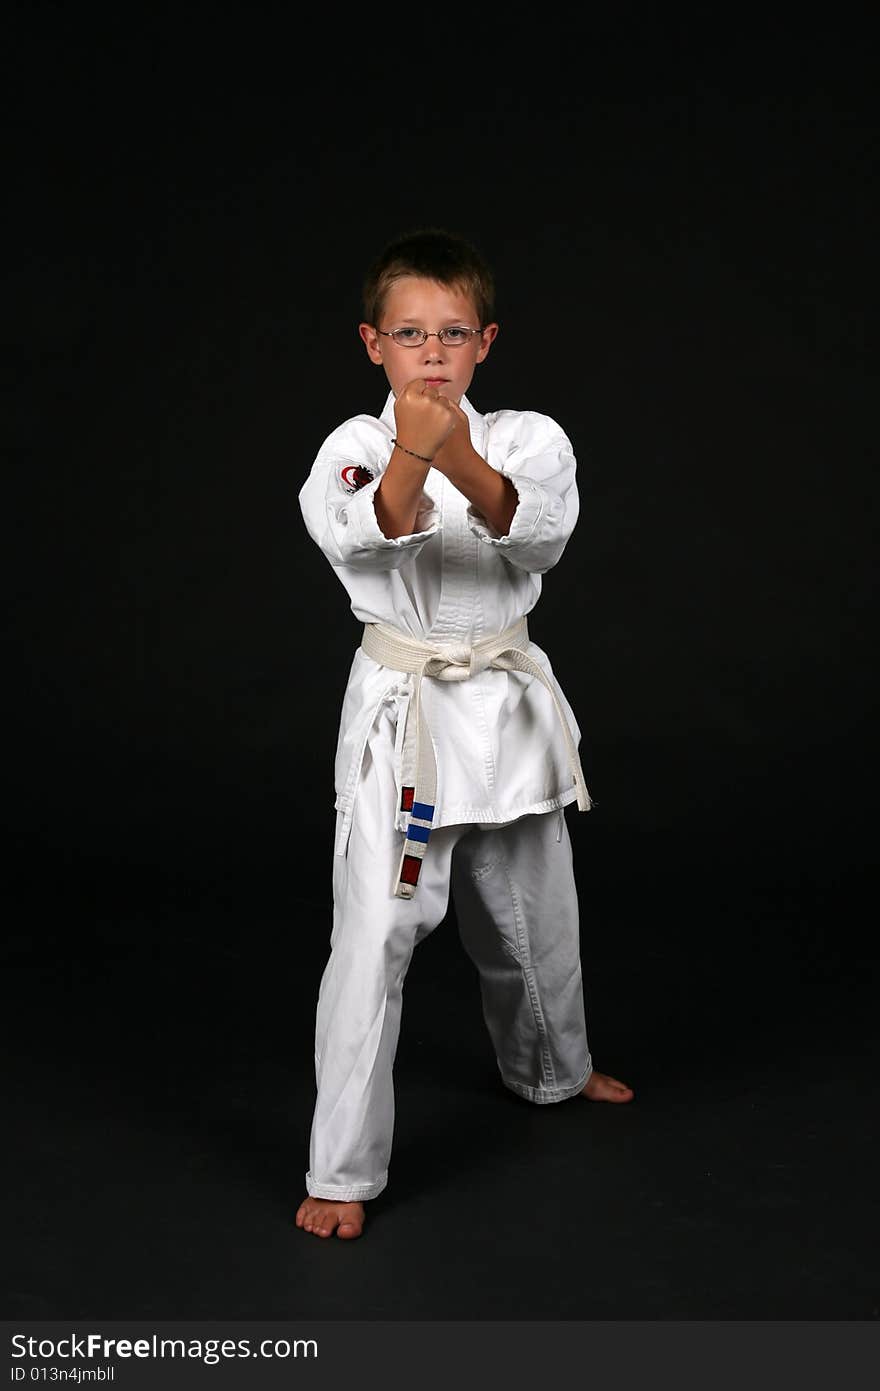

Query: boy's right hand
[{"left": 393, "top": 379, "right": 458, "bottom": 461}]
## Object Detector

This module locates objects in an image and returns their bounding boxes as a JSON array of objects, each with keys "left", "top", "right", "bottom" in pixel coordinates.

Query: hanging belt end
[
  {"left": 393, "top": 835, "right": 426, "bottom": 899},
  {"left": 576, "top": 778, "right": 592, "bottom": 812}
]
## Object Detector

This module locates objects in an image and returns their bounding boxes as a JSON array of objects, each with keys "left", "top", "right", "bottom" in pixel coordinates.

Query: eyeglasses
[{"left": 376, "top": 326, "right": 484, "bottom": 348}]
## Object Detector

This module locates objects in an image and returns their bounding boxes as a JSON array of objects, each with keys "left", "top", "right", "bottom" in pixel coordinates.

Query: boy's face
[{"left": 359, "top": 276, "right": 498, "bottom": 405}]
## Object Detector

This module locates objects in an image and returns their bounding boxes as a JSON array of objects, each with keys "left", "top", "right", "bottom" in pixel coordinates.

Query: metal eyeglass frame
[{"left": 375, "top": 327, "right": 484, "bottom": 347}]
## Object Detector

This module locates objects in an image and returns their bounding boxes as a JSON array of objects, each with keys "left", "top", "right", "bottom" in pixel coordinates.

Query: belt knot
[{"left": 423, "top": 643, "right": 483, "bottom": 680}]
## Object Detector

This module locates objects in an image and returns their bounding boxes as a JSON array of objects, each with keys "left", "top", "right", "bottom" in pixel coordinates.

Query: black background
[{"left": 4, "top": 7, "right": 878, "bottom": 1320}]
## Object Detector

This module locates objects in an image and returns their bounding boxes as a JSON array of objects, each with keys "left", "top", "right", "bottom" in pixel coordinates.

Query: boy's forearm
[
  {"left": 374, "top": 447, "right": 432, "bottom": 539},
  {"left": 436, "top": 439, "right": 519, "bottom": 537}
]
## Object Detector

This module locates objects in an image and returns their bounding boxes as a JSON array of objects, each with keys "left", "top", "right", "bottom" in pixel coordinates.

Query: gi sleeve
[
  {"left": 299, "top": 419, "right": 441, "bottom": 572},
  {"left": 466, "top": 410, "right": 580, "bottom": 574}
]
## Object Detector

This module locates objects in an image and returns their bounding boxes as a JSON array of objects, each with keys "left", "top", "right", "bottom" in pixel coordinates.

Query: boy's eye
[
  {"left": 392, "top": 328, "right": 424, "bottom": 343},
  {"left": 441, "top": 327, "right": 469, "bottom": 344}
]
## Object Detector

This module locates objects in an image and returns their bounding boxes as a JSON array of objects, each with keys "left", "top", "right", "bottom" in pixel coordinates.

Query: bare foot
[
  {"left": 295, "top": 1196, "right": 366, "bottom": 1240},
  {"left": 582, "top": 1070, "right": 634, "bottom": 1103}
]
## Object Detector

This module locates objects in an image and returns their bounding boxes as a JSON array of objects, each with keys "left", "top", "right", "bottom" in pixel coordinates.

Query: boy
[{"left": 296, "top": 229, "right": 633, "bottom": 1241}]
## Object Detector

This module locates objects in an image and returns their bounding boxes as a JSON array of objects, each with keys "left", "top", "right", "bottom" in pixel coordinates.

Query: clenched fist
[{"left": 393, "top": 379, "right": 462, "bottom": 461}]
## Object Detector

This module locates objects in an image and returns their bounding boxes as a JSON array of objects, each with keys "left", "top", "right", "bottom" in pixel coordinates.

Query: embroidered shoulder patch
[{"left": 340, "top": 463, "right": 375, "bottom": 495}]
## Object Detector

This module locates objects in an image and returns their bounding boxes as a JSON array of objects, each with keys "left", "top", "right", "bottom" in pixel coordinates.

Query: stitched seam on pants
[{"left": 498, "top": 835, "right": 557, "bottom": 1091}]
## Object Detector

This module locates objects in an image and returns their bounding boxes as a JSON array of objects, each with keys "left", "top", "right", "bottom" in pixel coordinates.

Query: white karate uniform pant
[{"left": 305, "top": 704, "right": 593, "bottom": 1202}]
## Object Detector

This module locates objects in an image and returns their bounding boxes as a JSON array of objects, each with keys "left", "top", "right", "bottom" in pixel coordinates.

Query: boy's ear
[
  {"left": 359, "top": 323, "right": 384, "bottom": 365},
  {"left": 476, "top": 322, "right": 499, "bottom": 363}
]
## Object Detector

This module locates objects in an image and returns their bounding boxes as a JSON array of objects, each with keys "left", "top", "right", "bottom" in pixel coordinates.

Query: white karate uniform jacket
[{"left": 298, "top": 390, "right": 586, "bottom": 856}]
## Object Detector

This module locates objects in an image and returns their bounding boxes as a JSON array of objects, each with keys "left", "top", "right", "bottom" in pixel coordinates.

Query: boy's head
[{"left": 359, "top": 228, "right": 498, "bottom": 404}]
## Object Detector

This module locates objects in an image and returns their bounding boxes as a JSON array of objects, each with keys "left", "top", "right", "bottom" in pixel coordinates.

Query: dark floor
[{"left": 3, "top": 859, "right": 878, "bottom": 1321}]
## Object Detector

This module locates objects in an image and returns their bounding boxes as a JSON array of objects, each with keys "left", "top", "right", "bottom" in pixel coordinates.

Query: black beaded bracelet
[{"left": 391, "top": 438, "right": 434, "bottom": 464}]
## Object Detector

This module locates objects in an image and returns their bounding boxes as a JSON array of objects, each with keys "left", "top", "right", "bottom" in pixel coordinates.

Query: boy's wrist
[
  {"left": 432, "top": 432, "right": 478, "bottom": 477},
  {"left": 391, "top": 438, "right": 435, "bottom": 465}
]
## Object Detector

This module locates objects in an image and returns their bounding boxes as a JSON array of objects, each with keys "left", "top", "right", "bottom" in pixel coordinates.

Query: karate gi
[{"left": 298, "top": 390, "right": 594, "bottom": 1201}]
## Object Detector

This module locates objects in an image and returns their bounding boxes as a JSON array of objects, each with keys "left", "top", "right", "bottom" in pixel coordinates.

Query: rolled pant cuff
[
  {"left": 501, "top": 1060, "right": 593, "bottom": 1105},
  {"left": 305, "top": 1171, "right": 388, "bottom": 1202}
]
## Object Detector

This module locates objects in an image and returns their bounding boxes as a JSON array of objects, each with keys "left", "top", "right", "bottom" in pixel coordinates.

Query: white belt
[{"left": 360, "top": 617, "right": 591, "bottom": 899}]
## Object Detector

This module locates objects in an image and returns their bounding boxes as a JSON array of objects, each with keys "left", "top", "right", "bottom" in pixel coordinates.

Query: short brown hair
[{"left": 362, "top": 228, "right": 495, "bottom": 328}]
